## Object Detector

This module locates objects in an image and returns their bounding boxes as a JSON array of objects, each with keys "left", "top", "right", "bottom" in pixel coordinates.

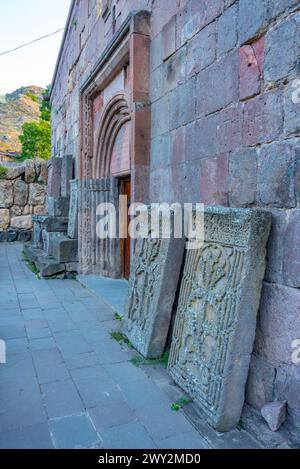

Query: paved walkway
[{"left": 0, "top": 243, "right": 262, "bottom": 449}]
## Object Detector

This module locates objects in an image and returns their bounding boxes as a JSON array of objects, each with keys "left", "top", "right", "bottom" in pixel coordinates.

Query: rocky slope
[{"left": 0, "top": 86, "right": 44, "bottom": 154}]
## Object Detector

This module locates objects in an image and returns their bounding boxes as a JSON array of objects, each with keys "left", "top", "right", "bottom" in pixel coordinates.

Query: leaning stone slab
[
  {"left": 47, "top": 157, "right": 62, "bottom": 197},
  {"left": 61, "top": 155, "right": 73, "bottom": 197},
  {"left": 68, "top": 180, "right": 78, "bottom": 239},
  {"left": 123, "top": 209, "right": 185, "bottom": 359},
  {"left": 168, "top": 205, "right": 271, "bottom": 432}
]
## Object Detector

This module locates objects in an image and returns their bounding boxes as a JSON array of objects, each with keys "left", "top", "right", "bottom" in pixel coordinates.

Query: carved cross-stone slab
[
  {"left": 123, "top": 226, "right": 185, "bottom": 359},
  {"left": 68, "top": 180, "right": 78, "bottom": 239},
  {"left": 168, "top": 206, "right": 271, "bottom": 432}
]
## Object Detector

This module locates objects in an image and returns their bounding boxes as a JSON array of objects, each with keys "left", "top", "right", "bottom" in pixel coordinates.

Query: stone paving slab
[{"left": 0, "top": 243, "right": 263, "bottom": 449}]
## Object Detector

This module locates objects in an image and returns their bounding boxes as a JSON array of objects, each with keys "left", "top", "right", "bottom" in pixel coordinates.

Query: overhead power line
[{"left": 0, "top": 28, "right": 65, "bottom": 57}]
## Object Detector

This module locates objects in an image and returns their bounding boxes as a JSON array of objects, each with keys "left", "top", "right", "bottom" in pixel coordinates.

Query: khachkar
[
  {"left": 123, "top": 208, "right": 185, "bottom": 359},
  {"left": 168, "top": 206, "right": 271, "bottom": 432}
]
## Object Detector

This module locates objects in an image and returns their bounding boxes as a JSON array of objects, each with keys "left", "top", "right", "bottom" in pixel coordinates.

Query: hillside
[{"left": 0, "top": 86, "right": 44, "bottom": 154}]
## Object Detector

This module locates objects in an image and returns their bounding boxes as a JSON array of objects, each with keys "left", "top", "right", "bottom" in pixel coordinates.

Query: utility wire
[{"left": 0, "top": 28, "right": 65, "bottom": 57}]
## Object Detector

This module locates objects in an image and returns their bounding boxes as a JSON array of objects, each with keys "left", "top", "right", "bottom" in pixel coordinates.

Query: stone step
[
  {"left": 23, "top": 243, "right": 66, "bottom": 277},
  {"left": 50, "top": 233, "right": 78, "bottom": 263}
]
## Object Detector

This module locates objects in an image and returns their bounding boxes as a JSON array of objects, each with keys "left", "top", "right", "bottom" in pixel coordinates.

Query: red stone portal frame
[
  {"left": 79, "top": 10, "right": 151, "bottom": 203},
  {"left": 78, "top": 11, "right": 151, "bottom": 277}
]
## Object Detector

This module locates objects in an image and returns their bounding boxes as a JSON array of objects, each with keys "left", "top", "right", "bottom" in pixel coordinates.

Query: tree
[
  {"left": 40, "top": 85, "right": 51, "bottom": 122},
  {"left": 19, "top": 120, "right": 51, "bottom": 160},
  {"left": 19, "top": 85, "right": 51, "bottom": 160}
]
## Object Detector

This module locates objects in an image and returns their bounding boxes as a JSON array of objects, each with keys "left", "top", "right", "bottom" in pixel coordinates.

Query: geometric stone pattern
[
  {"left": 123, "top": 231, "right": 185, "bottom": 359},
  {"left": 168, "top": 206, "right": 271, "bottom": 432},
  {"left": 78, "top": 177, "right": 121, "bottom": 278}
]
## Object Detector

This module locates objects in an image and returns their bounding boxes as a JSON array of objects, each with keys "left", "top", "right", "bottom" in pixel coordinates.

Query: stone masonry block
[
  {"left": 264, "top": 14, "right": 300, "bottom": 84},
  {"left": 168, "top": 206, "right": 271, "bottom": 431},
  {"left": 123, "top": 222, "right": 185, "bottom": 359},
  {"left": 246, "top": 354, "right": 276, "bottom": 410},
  {"left": 238, "top": 0, "right": 269, "bottom": 44},
  {"left": 0, "top": 180, "right": 13, "bottom": 208},
  {"left": 176, "top": 0, "right": 207, "bottom": 48},
  {"left": 13, "top": 180, "right": 28, "bottom": 207},
  {"left": 186, "top": 114, "right": 218, "bottom": 161},
  {"left": 10, "top": 215, "right": 32, "bottom": 230},
  {"left": 196, "top": 51, "right": 238, "bottom": 116},
  {"left": 199, "top": 153, "right": 229, "bottom": 205},
  {"left": 216, "top": 104, "right": 242, "bottom": 153},
  {"left": 162, "top": 15, "right": 176, "bottom": 61},
  {"left": 163, "top": 46, "right": 186, "bottom": 94},
  {"left": 29, "top": 184, "right": 46, "bottom": 206},
  {"left": 239, "top": 36, "right": 264, "bottom": 100},
  {"left": 24, "top": 159, "right": 35, "bottom": 183},
  {"left": 171, "top": 159, "right": 202, "bottom": 204},
  {"left": 242, "top": 89, "right": 282, "bottom": 146},
  {"left": 150, "top": 65, "right": 163, "bottom": 103},
  {"left": 151, "top": 95, "right": 170, "bottom": 138},
  {"left": 169, "top": 77, "right": 196, "bottom": 130},
  {"left": 254, "top": 282, "right": 300, "bottom": 365},
  {"left": 150, "top": 134, "right": 171, "bottom": 172},
  {"left": 0, "top": 209, "right": 10, "bottom": 231},
  {"left": 149, "top": 167, "right": 172, "bottom": 204},
  {"left": 283, "top": 209, "right": 300, "bottom": 288},
  {"left": 283, "top": 81, "right": 300, "bottom": 138},
  {"left": 150, "top": 32, "right": 163, "bottom": 72},
  {"left": 217, "top": 4, "right": 238, "bottom": 56},
  {"left": 170, "top": 126, "right": 186, "bottom": 167},
  {"left": 186, "top": 22, "right": 216, "bottom": 78},
  {"left": 229, "top": 147, "right": 257, "bottom": 207},
  {"left": 257, "top": 142, "right": 296, "bottom": 208}
]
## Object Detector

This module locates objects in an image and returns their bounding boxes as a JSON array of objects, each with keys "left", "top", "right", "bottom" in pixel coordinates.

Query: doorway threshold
[{"left": 77, "top": 274, "right": 128, "bottom": 314}]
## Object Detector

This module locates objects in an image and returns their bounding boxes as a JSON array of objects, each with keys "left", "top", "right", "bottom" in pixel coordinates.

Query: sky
[{"left": 0, "top": 0, "right": 71, "bottom": 95}]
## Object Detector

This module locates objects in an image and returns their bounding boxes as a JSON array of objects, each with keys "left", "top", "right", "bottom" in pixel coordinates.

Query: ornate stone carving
[
  {"left": 78, "top": 177, "right": 121, "bottom": 277},
  {"left": 123, "top": 209, "right": 185, "bottom": 359},
  {"left": 168, "top": 206, "right": 271, "bottom": 432}
]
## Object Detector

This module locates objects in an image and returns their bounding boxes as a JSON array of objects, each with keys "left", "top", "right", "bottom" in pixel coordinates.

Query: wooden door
[{"left": 121, "top": 178, "right": 131, "bottom": 279}]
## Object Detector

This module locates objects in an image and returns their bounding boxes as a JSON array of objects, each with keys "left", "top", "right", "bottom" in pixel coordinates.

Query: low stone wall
[{"left": 0, "top": 159, "right": 48, "bottom": 242}]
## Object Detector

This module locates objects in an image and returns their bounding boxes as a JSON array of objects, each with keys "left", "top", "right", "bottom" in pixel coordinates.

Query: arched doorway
[{"left": 92, "top": 94, "right": 131, "bottom": 279}]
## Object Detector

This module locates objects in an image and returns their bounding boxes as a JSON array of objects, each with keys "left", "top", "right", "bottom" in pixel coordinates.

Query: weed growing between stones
[
  {"left": 0, "top": 165, "right": 8, "bottom": 179},
  {"left": 22, "top": 251, "right": 40, "bottom": 278},
  {"left": 113, "top": 313, "right": 123, "bottom": 321},
  {"left": 171, "top": 396, "right": 190, "bottom": 411},
  {"left": 110, "top": 331, "right": 134, "bottom": 348},
  {"left": 130, "top": 351, "right": 170, "bottom": 368}
]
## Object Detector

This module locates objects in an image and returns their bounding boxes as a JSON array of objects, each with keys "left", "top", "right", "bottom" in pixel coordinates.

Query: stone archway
[{"left": 93, "top": 93, "right": 131, "bottom": 179}]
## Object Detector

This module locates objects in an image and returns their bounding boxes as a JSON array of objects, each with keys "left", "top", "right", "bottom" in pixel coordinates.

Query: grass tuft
[
  {"left": 22, "top": 251, "right": 40, "bottom": 277},
  {"left": 171, "top": 396, "right": 190, "bottom": 411},
  {"left": 130, "top": 351, "right": 169, "bottom": 368},
  {"left": 110, "top": 331, "right": 133, "bottom": 348},
  {"left": 113, "top": 313, "right": 123, "bottom": 321}
]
